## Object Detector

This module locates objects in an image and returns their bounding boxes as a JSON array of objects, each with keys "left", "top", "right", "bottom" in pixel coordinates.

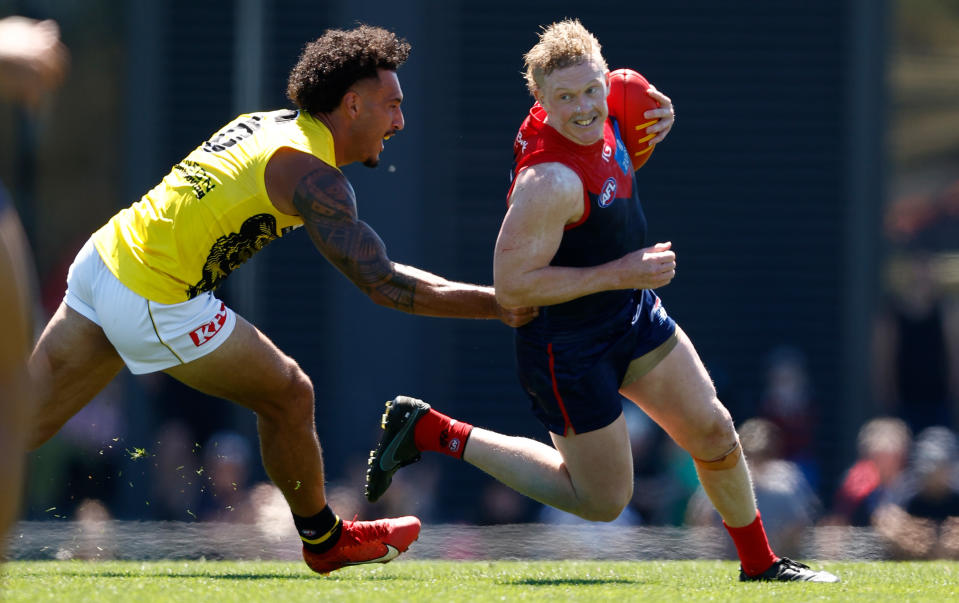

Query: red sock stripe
[{"left": 547, "top": 343, "right": 574, "bottom": 436}]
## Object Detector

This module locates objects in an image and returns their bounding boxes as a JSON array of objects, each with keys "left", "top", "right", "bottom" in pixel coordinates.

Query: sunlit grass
[{"left": 3, "top": 559, "right": 958, "bottom": 602}]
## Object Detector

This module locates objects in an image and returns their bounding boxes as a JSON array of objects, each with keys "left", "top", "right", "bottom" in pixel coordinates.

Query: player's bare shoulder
[
  {"left": 509, "top": 162, "right": 584, "bottom": 224},
  {"left": 265, "top": 147, "right": 349, "bottom": 217}
]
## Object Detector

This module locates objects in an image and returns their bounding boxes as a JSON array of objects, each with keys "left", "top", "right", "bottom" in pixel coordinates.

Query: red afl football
[{"left": 606, "top": 68, "right": 660, "bottom": 170}]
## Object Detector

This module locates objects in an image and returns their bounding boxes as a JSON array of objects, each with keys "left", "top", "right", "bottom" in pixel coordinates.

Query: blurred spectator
[
  {"left": 0, "top": 13, "right": 68, "bottom": 554},
  {"left": 22, "top": 378, "right": 127, "bottom": 520},
  {"left": 146, "top": 420, "right": 202, "bottom": 521},
  {"left": 482, "top": 481, "right": 541, "bottom": 525},
  {"left": 197, "top": 430, "right": 255, "bottom": 522},
  {"left": 756, "top": 346, "right": 821, "bottom": 489},
  {"left": 873, "top": 426, "right": 959, "bottom": 559},
  {"left": 825, "top": 417, "right": 912, "bottom": 527},
  {"left": 0, "top": 16, "right": 68, "bottom": 110},
  {"left": 873, "top": 252, "right": 959, "bottom": 433},
  {"left": 625, "top": 401, "right": 699, "bottom": 526},
  {"left": 686, "top": 418, "right": 820, "bottom": 558}
]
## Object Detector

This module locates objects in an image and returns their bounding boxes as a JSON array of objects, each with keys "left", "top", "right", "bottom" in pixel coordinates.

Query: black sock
[{"left": 293, "top": 506, "right": 342, "bottom": 553}]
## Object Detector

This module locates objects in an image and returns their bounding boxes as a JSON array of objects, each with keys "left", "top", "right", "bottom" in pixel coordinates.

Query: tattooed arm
[{"left": 289, "top": 159, "right": 531, "bottom": 323}]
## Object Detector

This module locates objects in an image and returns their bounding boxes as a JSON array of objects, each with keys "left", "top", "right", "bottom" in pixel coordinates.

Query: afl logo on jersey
[{"left": 598, "top": 177, "right": 618, "bottom": 207}]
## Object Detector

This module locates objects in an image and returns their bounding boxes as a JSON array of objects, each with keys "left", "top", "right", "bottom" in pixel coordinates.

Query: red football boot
[{"left": 302, "top": 515, "right": 421, "bottom": 575}]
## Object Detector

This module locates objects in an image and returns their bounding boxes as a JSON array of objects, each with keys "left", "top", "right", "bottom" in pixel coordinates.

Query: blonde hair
[{"left": 523, "top": 18, "right": 607, "bottom": 95}]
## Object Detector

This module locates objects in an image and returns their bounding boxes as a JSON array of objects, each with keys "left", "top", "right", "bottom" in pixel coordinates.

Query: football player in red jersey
[{"left": 368, "top": 18, "right": 838, "bottom": 583}]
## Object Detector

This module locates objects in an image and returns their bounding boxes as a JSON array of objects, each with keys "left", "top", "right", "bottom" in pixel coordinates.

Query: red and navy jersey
[{"left": 507, "top": 103, "right": 648, "bottom": 332}]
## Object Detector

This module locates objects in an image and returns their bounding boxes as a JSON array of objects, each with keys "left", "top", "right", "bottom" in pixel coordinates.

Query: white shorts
[{"left": 64, "top": 237, "right": 237, "bottom": 374}]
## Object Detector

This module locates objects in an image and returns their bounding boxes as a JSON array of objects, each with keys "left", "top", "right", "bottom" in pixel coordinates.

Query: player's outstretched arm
[{"left": 290, "top": 160, "right": 534, "bottom": 325}]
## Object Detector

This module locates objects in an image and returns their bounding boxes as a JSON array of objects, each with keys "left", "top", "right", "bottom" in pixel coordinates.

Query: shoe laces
[{"left": 778, "top": 557, "right": 811, "bottom": 571}]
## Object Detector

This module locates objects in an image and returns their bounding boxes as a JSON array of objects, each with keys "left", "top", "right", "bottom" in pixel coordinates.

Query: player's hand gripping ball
[{"left": 606, "top": 68, "right": 660, "bottom": 171}]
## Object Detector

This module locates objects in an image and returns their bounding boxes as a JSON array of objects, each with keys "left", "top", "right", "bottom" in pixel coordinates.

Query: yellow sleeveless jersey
[{"left": 92, "top": 110, "right": 334, "bottom": 304}]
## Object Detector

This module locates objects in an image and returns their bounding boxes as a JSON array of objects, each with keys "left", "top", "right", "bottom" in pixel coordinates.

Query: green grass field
[{"left": 2, "top": 559, "right": 958, "bottom": 602}]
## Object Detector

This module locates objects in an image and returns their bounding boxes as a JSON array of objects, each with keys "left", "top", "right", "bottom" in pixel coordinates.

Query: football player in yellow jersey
[{"left": 26, "top": 24, "right": 535, "bottom": 574}]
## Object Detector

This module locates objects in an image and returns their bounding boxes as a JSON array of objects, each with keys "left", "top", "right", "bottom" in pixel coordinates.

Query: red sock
[
  {"left": 723, "top": 511, "right": 778, "bottom": 576},
  {"left": 413, "top": 408, "right": 473, "bottom": 459}
]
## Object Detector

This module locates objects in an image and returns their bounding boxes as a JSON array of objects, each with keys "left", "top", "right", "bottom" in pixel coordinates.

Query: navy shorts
[{"left": 515, "top": 289, "right": 676, "bottom": 436}]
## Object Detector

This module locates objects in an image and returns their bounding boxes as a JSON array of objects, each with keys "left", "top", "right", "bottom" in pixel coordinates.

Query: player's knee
[
  {"left": 575, "top": 485, "right": 633, "bottom": 522},
  {"left": 705, "top": 405, "right": 736, "bottom": 440},
  {"left": 258, "top": 366, "right": 315, "bottom": 424},
  {"left": 577, "top": 497, "right": 630, "bottom": 523},
  {"left": 285, "top": 369, "right": 315, "bottom": 421},
  {"left": 691, "top": 400, "right": 737, "bottom": 458}
]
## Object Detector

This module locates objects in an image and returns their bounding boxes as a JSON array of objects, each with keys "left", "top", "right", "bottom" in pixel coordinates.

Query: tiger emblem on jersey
[{"left": 186, "top": 213, "right": 278, "bottom": 299}]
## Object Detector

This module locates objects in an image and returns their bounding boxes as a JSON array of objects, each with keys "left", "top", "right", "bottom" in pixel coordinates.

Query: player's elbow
[
  {"left": 494, "top": 274, "right": 533, "bottom": 309},
  {"left": 496, "top": 285, "right": 536, "bottom": 310},
  {"left": 495, "top": 288, "right": 525, "bottom": 310},
  {"left": 367, "top": 289, "right": 415, "bottom": 314},
  {"left": 364, "top": 279, "right": 416, "bottom": 314}
]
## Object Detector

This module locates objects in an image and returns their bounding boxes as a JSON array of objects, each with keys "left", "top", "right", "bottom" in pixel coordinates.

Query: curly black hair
[{"left": 287, "top": 25, "right": 411, "bottom": 114}]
